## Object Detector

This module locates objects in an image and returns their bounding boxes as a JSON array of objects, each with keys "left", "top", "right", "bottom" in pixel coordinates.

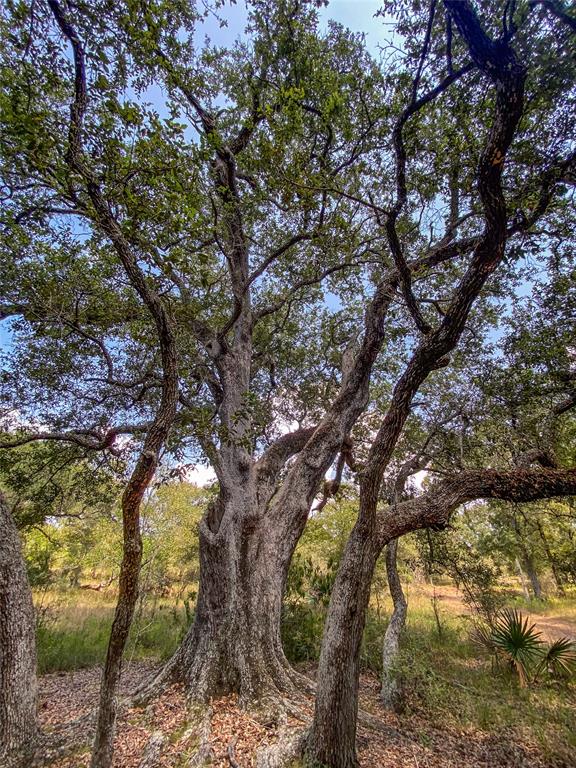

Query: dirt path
[
  {"left": 407, "top": 583, "right": 576, "bottom": 640},
  {"left": 536, "top": 615, "right": 576, "bottom": 641}
]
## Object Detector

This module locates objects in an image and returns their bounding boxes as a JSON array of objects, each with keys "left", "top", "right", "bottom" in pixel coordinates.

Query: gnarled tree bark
[{"left": 145, "top": 277, "right": 398, "bottom": 707}]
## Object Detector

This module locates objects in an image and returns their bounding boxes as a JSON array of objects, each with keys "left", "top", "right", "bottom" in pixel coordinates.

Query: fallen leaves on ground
[{"left": 38, "top": 662, "right": 574, "bottom": 767}]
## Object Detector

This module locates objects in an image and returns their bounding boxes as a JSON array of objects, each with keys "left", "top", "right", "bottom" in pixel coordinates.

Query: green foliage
[
  {"left": 36, "top": 614, "right": 112, "bottom": 674},
  {"left": 393, "top": 599, "right": 576, "bottom": 763},
  {"left": 23, "top": 527, "right": 55, "bottom": 587},
  {"left": 474, "top": 609, "right": 576, "bottom": 687},
  {"left": 0, "top": 441, "right": 122, "bottom": 530},
  {"left": 281, "top": 602, "right": 324, "bottom": 664},
  {"left": 140, "top": 482, "right": 211, "bottom": 595},
  {"left": 416, "top": 522, "right": 506, "bottom": 625},
  {"left": 535, "top": 637, "right": 576, "bottom": 681},
  {"left": 475, "top": 609, "right": 543, "bottom": 686},
  {"left": 285, "top": 555, "right": 339, "bottom": 607}
]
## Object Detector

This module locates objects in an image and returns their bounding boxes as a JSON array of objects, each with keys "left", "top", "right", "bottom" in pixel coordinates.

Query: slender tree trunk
[
  {"left": 90, "top": 308, "right": 178, "bottom": 768},
  {"left": 0, "top": 493, "right": 38, "bottom": 768},
  {"left": 304, "top": 523, "right": 380, "bottom": 768},
  {"left": 535, "top": 520, "right": 565, "bottom": 595},
  {"left": 515, "top": 557, "right": 531, "bottom": 600},
  {"left": 306, "top": 3, "right": 528, "bottom": 760},
  {"left": 523, "top": 554, "right": 544, "bottom": 600},
  {"left": 380, "top": 539, "right": 408, "bottom": 712},
  {"left": 513, "top": 516, "right": 544, "bottom": 600},
  {"left": 90, "top": 484, "right": 145, "bottom": 768}
]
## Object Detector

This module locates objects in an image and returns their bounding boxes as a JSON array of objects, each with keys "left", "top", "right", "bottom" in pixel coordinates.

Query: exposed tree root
[
  {"left": 356, "top": 708, "right": 405, "bottom": 741},
  {"left": 186, "top": 706, "right": 213, "bottom": 767},
  {"left": 255, "top": 725, "right": 307, "bottom": 768},
  {"left": 227, "top": 735, "right": 239, "bottom": 767},
  {"left": 27, "top": 711, "right": 95, "bottom": 767},
  {"left": 137, "top": 730, "right": 166, "bottom": 768},
  {"left": 131, "top": 654, "right": 181, "bottom": 708}
]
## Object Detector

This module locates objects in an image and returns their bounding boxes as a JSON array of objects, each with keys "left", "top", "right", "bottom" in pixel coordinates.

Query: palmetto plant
[
  {"left": 474, "top": 609, "right": 542, "bottom": 686},
  {"left": 474, "top": 609, "right": 576, "bottom": 687},
  {"left": 490, "top": 610, "right": 543, "bottom": 686},
  {"left": 535, "top": 637, "right": 576, "bottom": 680}
]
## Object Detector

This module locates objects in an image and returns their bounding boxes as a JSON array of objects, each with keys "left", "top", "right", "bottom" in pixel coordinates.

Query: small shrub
[
  {"left": 473, "top": 608, "right": 575, "bottom": 686},
  {"left": 281, "top": 602, "right": 325, "bottom": 663},
  {"left": 535, "top": 637, "right": 576, "bottom": 680}
]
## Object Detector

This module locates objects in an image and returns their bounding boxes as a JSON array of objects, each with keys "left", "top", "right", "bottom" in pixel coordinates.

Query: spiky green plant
[
  {"left": 475, "top": 609, "right": 543, "bottom": 686},
  {"left": 535, "top": 637, "right": 576, "bottom": 680}
]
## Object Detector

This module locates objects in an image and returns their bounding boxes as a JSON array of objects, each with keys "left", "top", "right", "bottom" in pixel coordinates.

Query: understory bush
[{"left": 473, "top": 609, "right": 576, "bottom": 686}]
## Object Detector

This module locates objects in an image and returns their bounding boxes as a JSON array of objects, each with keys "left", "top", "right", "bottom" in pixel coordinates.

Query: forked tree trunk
[
  {"left": 380, "top": 539, "right": 408, "bottom": 712},
  {"left": 143, "top": 279, "right": 394, "bottom": 707},
  {"left": 306, "top": 2, "right": 528, "bottom": 757},
  {"left": 0, "top": 493, "right": 38, "bottom": 767}
]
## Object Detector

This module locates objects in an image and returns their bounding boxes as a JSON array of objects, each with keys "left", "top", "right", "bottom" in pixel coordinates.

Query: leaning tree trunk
[
  {"left": 380, "top": 539, "right": 408, "bottom": 712},
  {"left": 91, "top": 406, "right": 178, "bottom": 768},
  {"left": 0, "top": 493, "right": 38, "bottom": 767},
  {"left": 305, "top": 523, "right": 381, "bottom": 768}
]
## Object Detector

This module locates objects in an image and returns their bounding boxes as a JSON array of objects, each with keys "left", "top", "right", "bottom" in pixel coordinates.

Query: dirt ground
[
  {"left": 37, "top": 585, "right": 576, "bottom": 767},
  {"left": 409, "top": 583, "right": 576, "bottom": 640},
  {"left": 39, "top": 660, "right": 575, "bottom": 768}
]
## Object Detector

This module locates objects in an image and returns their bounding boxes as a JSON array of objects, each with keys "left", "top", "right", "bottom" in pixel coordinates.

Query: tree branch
[
  {"left": 378, "top": 467, "right": 576, "bottom": 546},
  {"left": 529, "top": 0, "right": 576, "bottom": 32},
  {"left": 359, "top": 0, "right": 527, "bottom": 518}
]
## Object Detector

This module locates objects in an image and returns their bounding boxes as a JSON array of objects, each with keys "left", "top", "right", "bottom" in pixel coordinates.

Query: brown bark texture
[
  {"left": 0, "top": 492, "right": 38, "bottom": 768},
  {"left": 40, "top": 5, "right": 182, "bottom": 766},
  {"left": 307, "top": 3, "right": 532, "bottom": 763},
  {"left": 380, "top": 539, "right": 408, "bottom": 712}
]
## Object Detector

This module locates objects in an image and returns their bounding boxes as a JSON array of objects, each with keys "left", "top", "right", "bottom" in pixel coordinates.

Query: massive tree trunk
[
  {"left": 380, "top": 539, "right": 408, "bottom": 712},
  {"left": 0, "top": 493, "right": 38, "bottom": 768},
  {"left": 169, "top": 503, "right": 299, "bottom": 706},
  {"left": 142, "top": 254, "right": 399, "bottom": 706}
]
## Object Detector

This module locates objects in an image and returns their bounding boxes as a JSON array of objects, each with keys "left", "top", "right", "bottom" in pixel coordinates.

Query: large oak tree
[{"left": 1, "top": 1, "right": 575, "bottom": 767}]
